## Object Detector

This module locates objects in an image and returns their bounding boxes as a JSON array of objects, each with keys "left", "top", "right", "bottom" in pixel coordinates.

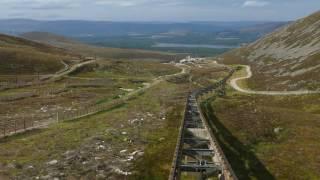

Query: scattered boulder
[
  {"left": 146, "top": 112, "right": 153, "bottom": 117},
  {"left": 47, "top": 160, "right": 58, "bottom": 166},
  {"left": 7, "top": 163, "right": 15, "bottom": 169},
  {"left": 94, "top": 157, "right": 102, "bottom": 161},
  {"left": 127, "top": 156, "right": 134, "bottom": 161},
  {"left": 40, "top": 175, "right": 51, "bottom": 180},
  {"left": 111, "top": 166, "right": 132, "bottom": 176},
  {"left": 63, "top": 150, "right": 77, "bottom": 161},
  {"left": 27, "top": 165, "right": 34, "bottom": 170},
  {"left": 120, "top": 149, "right": 127, "bottom": 154},
  {"left": 96, "top": 173, "right": 106, "bottom": 179},
  {"left": 274, "top": 127, "right": 283, "bottom": 134},
  {"left": 96, "top": 145, "right": 106, "bottom": 150}
]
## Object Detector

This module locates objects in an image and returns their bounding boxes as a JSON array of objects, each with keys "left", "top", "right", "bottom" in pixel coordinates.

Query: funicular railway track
[{"left": 169, "top": 70, "right": 237, "bottom": 180}]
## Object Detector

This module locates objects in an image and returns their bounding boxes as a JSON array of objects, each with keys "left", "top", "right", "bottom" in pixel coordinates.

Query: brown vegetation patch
[{"left": 208, "top": 91, "right": 320, "bottom": 179}]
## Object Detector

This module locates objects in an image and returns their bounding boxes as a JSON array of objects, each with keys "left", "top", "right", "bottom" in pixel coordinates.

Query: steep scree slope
[{"left": 222, "top": 11, "right": 320, "bottom": 91}]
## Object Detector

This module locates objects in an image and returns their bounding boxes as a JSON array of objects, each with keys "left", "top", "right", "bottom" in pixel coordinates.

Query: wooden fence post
[
  {"left": 15, "top": 119, "right": 17, "bottom": 133},
  {"left": 24, "top": 118, "right": 26, "bottom": 130},
  {"left": 4, "top": 120, "right": 6, "bottom": 136}
]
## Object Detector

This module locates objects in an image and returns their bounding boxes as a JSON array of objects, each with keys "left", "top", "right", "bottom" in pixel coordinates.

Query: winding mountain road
[{"left": 230, "top": 65, "right": 320, "bottom": 95}]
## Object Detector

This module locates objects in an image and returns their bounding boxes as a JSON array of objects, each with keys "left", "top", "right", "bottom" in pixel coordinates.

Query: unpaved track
[
  {"left": 55, "top": 60, "right": 70, "bottom": 74},
  {"left": 124, "top": 63, "right": 189, "bottom": 99},
  {"left": 48, "top": 60, "right": 97, "bottom": 81},
  {"left": 230, "top": 65, "right": 320, "bottom": 95}
]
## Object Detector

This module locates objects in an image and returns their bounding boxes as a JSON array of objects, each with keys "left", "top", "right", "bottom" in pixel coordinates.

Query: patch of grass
[
  {"left": 201, "top": 98, "right": 275, "bottom": 180},
  {"left": 95, "top": 94, "right": 122, "bottom": 105},
  {"left": 130, "top": 105, "right": 183, "bottom": 180},
  {"left": 129, "top": 82, "right": 187, "bottom": 180},
  {"left": 0, "top": 102, "right": 127, "bottom": 175},
  {"left": 71, "top": 60, "right": 181, "bottom": 80},
  {"left": 0, "top": 79, "right": 186, "bottom": 178}
]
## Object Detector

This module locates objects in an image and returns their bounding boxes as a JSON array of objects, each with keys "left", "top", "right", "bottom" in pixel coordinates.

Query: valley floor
[{"left": 1, "top": 58, "right": 319, "bottom": 180}]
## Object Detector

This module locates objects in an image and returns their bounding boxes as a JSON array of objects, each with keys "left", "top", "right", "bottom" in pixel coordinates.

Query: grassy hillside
[
  {"left": 69, "top": 60, "right": 180, "bottom": 80},
  {"left": 20, "top": 32, "right": 184, "bottom": 62},
  {"left": 202, "top": 87, "right": 320, "bottom": 179},
  {"left": 0, "top": 34, "right": 74, "bottom": 75},
  {"left": 222, "top": 11, "right": 320, "bottom": 91}
]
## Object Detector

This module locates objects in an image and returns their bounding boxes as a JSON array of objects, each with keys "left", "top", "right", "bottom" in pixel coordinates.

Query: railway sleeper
[
  {"left": 180, "top": 161, "right": 221, "bottom": 175},
  {"left": 182, "top": 148, "right": 214, "bottom": 157}
]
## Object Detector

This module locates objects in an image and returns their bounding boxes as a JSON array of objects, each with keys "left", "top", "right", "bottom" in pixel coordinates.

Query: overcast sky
[{"left": 1, "top": 0, "right": 319, "bottom": 21}]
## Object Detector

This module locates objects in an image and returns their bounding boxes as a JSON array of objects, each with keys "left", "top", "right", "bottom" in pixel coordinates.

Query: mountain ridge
[
  {"left": 0, "top": 33, "right": 75, "bottom": 74},
  {"left": 20, "top": 32, "right": 182, "bottom": 61},
  {"left": 0, "top": 19, "right": 286, "bottom": 37}
]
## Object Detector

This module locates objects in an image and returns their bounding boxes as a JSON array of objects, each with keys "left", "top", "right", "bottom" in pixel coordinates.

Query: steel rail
[{"left": 169, "top": 69, "right": 237, "bottom": 180}]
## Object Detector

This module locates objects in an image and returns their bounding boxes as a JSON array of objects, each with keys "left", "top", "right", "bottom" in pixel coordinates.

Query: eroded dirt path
[
  {"left": 123, "top": 63, "right": 189, "bottom": 100},
  {"left": 48, "top": 60, "right": 97, "bottom": 81},
  {"left": 230, "top": 65, "right": 320, "bottom": 95}
]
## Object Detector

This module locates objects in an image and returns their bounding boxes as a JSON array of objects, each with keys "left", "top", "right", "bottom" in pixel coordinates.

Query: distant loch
[{"left": 152, "top": 43, "right": 238, "bottom": 49}]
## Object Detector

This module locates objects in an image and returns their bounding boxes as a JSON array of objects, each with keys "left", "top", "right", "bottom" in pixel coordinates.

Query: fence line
[
  {"left": 0, "top": 87, "right": 68, "bottom": 102},
  {"left": 0, "top": 84, "right": 103, "bottom": 138},
  {"left": 0, "top": 117, "right": 35, "bottom": 138},
  {"left": 34, "top": 87, "right": 68, "bottom": 97},
  {"left": 57, "top": 98, "right": 125, "bottom": 121},
  {"left": 66, "top": 83, "right": 109, "bottom": 88},
  {"left": 0, "top": 92, "right": 37, "bottom": 102},
  {"left": 0, "top": 80, "right": 48, "bottom": 91},
  {"left": 0, "top": 73, "right": 64, "bottom": 91},
  {"left": 57, "top": 75, "right": 157, "bottom": 121},
  {"left": 0, "top": 65, "right": 187, "bottom": 138}
]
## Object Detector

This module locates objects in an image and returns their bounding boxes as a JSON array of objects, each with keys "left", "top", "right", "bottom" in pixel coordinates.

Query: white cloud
[
  {"left": 95, "top": 0, "right": 137, "bottom": 7},
  {"left": 242, "top": 0, "right": 269, "bottom": 7},
  {"left": 94, "top": 0, "right": 184, "bottom": 7},
  {"left": 0, "top": 0, "right": 318, "bottom": 21},
  {"left": 0, "top": 0, "right": 79, "bottom": 10},
  {"left": 95, "top": 0, "right": 157, "bottom": 7}
]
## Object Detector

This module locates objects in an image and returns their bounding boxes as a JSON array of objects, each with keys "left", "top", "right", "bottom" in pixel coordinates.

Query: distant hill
[
  {"left": 0, "top": 33, "right": 75, "bottom": 75},
  {"left": 239, "top": 22, "right": 287, "bottom": 35},
  {"left": 222, "top": 11, "right": 320, "bottom": 91},
  {"left": 0, "top": 19, "right": 286, "bottom": 37},
  {"left": 21, "top": 32, "right": 79, "bottom": 44},
  {"left": 0, "top": 20, "right": 286, "bottom": 57},
  {"left": 20, "top": 32, "right": 182, "bottom": 61}
]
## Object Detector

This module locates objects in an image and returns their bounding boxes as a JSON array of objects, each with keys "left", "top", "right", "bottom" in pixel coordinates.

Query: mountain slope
[
  {"left": 222, "top": 11, "right": 320, "bottom": 91},
  {"left": 21, "top": 31, "right": 79, "bottom": 45},
  {"left": 20, "top": 32, "right": 181, "bottom": 61},
  {"left": 0, "top": 34, "right": 74, "bottom": 74}
]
